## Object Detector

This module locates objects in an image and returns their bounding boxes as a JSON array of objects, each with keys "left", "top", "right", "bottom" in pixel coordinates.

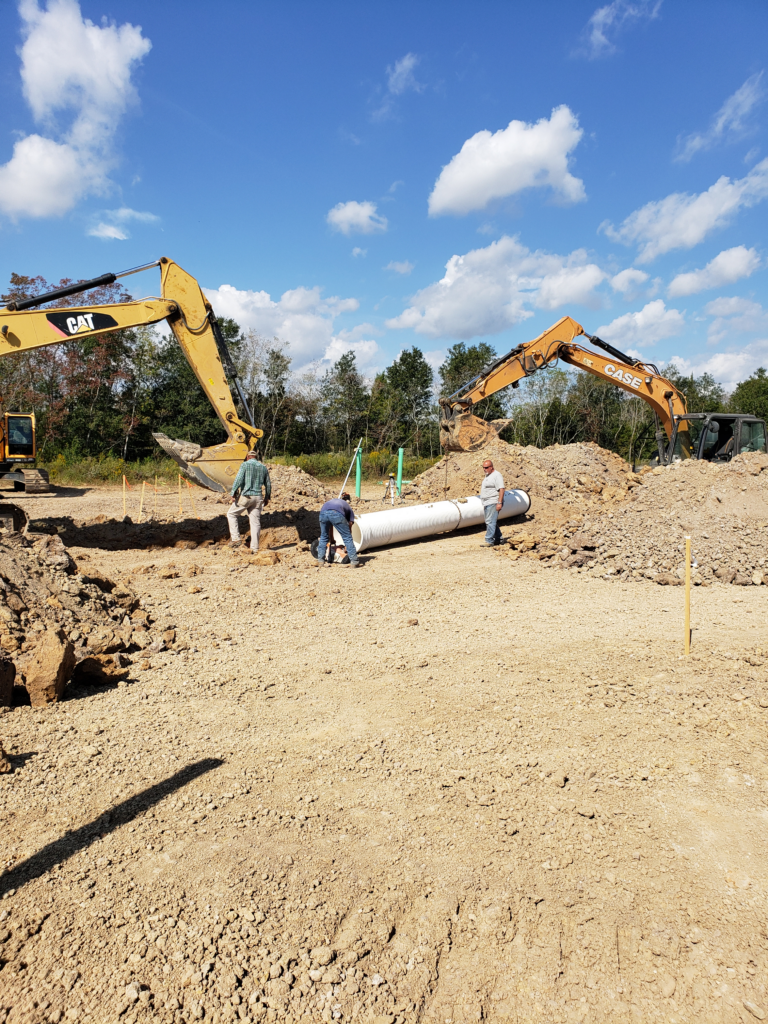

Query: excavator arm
[
  {"left": 439, "top": 315, "right": 692, "bottom": 464},
  {"left": 0, "top": 257, "right": 263, "bottom": 491}
]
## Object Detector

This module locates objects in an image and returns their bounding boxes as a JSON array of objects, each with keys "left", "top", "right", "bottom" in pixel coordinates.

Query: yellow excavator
[
  {"left": 0, "top": 411, "right": 48, "bottom": 493},
  {"left": 1, "top": 257, "right": 263, "bottom": 492},
  {"left": 439, "top": 315, "right": 768, "bottom": 465}
]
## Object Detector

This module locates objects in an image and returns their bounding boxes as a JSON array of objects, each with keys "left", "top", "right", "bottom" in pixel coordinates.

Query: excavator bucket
[
  {"left": 153, "top": 432, "right": 250, "bottom": 493},
  {"left": 439, "top": 409, "right": 511, "bottom": 452}
]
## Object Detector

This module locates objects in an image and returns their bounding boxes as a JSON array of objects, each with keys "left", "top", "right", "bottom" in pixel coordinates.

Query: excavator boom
[
  {"left": 0, "top": 257, "right": 264, "bottom": 492},
  {"left": 440, "top": 316, "right": 691, "bottom": 463}
]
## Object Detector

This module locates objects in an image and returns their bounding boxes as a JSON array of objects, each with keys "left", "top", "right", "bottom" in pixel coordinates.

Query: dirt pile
[
  {"left": 410, "top": 438, "right": 641, "bottom": 508},
  {"left": 505, "top": 450, "right": 768, "bottom": 585},
  {"left": 0, "top": 527, "right": 194, "bottom": 705},
  {"left": 264, "top": 462, "right": 334, "bottom": 508}
]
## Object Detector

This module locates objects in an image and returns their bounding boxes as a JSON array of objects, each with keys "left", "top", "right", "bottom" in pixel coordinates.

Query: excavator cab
[
  {"left": 5, "top": 414, "right": 35, "bottom": 458},
  {"left": 671, "top": 414, "right": 767, "bottom": 462},
  {"left": 0, "top": 412, "right": 49, "bottom": 492}
]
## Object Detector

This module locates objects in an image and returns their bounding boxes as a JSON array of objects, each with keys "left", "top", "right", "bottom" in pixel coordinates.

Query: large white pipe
[{"left": 343, "top": 489, "right": 531, "bottom": 554}]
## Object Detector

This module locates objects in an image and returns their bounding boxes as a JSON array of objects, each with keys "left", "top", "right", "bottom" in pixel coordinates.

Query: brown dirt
[
  {"left": 505, "top": 450, "right": 768, "bottom": 588},
  {"left": 0, "top": 453, "right": 767, "bottom": 1024},
  {"left": 410, "top": 439, "right": 638, "bottom": 506}
]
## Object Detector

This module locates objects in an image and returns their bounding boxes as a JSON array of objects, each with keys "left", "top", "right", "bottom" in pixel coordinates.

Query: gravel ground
[{"left": 0, "top": 475, "right": 767, "bottom": 1024}]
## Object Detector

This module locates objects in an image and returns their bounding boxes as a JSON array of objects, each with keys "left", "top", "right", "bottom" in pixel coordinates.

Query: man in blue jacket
[{"left": 316, "top": 492, "right": 360, "bottom": 568}]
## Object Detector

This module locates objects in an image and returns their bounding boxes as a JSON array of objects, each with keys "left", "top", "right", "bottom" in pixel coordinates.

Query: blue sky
[{"left": 1, "top": 0, "right": 768, "bottom": 387}]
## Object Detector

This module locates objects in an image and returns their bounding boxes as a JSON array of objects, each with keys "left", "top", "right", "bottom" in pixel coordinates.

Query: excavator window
[
  {"left": 700, "top": 420, "right": 722, "bottom": 460},
  {"left": 709, "top": 420, "right": 735, "bottom": 461},
  {"left": 6, "top": 416, "right": 34, "bottom": 457},
  {"left": 739, "top": 420, "right": 767, "bottom": 454}
]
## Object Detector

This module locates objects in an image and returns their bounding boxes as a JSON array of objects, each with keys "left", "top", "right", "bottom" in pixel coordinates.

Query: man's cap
[{"left": 246, "top": 450, "right": 258, "bottom": 458}]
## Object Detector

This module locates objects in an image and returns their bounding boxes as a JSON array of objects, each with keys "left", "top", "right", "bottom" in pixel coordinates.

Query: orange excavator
[{"left": 439, "top": 315, "right": 768, "bottom": 465}]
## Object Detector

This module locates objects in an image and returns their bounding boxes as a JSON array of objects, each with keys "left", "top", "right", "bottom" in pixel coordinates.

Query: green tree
[
  {"left": 322, "top": 351, "right": 369, "bottom": 450},
  {"left": 438, "top": 342, "right": 505, "bottom": 420},
  {"left": 367, "top": 372, "right": 403, "bottom": 451},
  {"left": 730, "top": 367, "right": 768, "bottom": 421},
  {"left": 383, "top": 346, "right": 434, "bottom": 455}
]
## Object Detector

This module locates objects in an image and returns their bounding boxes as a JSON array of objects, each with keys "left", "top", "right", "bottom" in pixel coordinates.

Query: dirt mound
[
  {"left": 0, "top": 530, "right": 122, "bottom": 703},
  {"left": 410, "top": 438, "right": 641, "bottom": 508},
  {"left": 0, "top": 523, "right": 204, "bottom": 704},
  {"left": 505, "top": 450, "right": 768, "bottom": 585},
  {"left": 264, "top": 462, "right": 334, "bottom": 507}
]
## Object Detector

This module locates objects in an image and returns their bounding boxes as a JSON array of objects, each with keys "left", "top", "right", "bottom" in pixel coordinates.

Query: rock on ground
[{"left": 24, "top": 628, "right": 76, "bottom": 707}]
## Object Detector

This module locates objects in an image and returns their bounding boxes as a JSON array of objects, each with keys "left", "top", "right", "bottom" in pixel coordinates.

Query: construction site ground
[{"left": 2, "top": 473, "right": 768, "bottom": 1024}]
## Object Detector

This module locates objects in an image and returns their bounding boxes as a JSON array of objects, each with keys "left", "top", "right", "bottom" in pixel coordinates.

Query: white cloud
[
  {"left": 352, "top": 247, "right": 366, "bottom": 258},
  {"left": 676, "top": 73, "right": 765, "bottom": 162},
  {"left": 387, "top": 53, "right": 422, "bottom": 96},
  {"left": 87, "top": 205, "right": 158, "bottom": 239},
  {"left": 385, "top": 260, "right": 414, "bottom": 275},
  {"left": 203, "top": 283, "right": 360, "bottom": 365},
  {"left": 596, "top": 299, "right": 685, "bottom": 346},
  {"left": 602, "top": 158, "right": 768, "bottom": 262},
  {"left": 0, "top": 0, "right": 151, "bottom": 220},
  {"left": 610, "top": 268, "right": 649, "bottom": 294},
  {"left": 703, "top": 296, "right": 768, "bottom": 344},
  {"left": 704, "top": 296, "right": 759, "bottom": 318},
  {"left": 580, "top": 0, "right": 661, "bottom": 59},
  {"left": 429, "top": 106, "right": 585, "bottom": 217},
  {"left": 322, "top": 337, "right": 379, "bottom": 367},
  {"left": 667, "top": 245, "right": 761, "bottom": 297},
  {"left": 326, "top": 200, "right": 388, "bottom": 236},
  {"left": 667, "top": 341, "right": 768, "bottom": 389},
  {"left": 89, "top": 223, "right": 127, "bottom": 240},
  {"left": 373, "top": 53, "right": 423, "bottom": 120},
  {"left": 385, "top": 235, "right": 605, "bottom": 340},
  {"left": 423, "top": 349, "right": 447, "bottom": 373},
  {"left": 0, "top": 133, "right": 89, "bottom": 217}
]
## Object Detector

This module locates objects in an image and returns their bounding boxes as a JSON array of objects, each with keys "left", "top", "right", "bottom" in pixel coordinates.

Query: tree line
[{"left": 2, "top": 271, "right": 768, "bottom": 466}]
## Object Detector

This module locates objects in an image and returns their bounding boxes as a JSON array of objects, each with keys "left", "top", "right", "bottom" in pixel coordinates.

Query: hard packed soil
[{"left": 1, "top": 443, "right": 767, "bottom": 1024}]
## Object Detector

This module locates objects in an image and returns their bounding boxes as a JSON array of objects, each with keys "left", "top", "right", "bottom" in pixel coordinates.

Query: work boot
[
  {"left": 314, "top": 558, "right": 328, "bottom": 567},
  {"left": 344, "top": 560, "right": 361, "bottom": 568},
  {"left": 228, "top": 539, "right": 242, "bottom": 548}
]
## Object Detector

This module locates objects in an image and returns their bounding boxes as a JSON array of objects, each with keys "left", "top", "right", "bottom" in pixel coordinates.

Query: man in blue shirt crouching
[{"left": 316, "top": 493, "right": 360, "bottom": 568}]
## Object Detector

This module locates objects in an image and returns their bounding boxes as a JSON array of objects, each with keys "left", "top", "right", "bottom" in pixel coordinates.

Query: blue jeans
[
  {"left": 318, "top": 510, "right": 358, "bottom": 563},
  {"left": 483, "top": 503, "right": 502, "bottom": 545}
]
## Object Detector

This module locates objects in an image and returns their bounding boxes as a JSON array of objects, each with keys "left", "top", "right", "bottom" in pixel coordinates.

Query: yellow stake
[
  {"left": 178, "top": 474, "right": 183, "bottom": 516},
  {"left": 138, "top": 480, "right": 146, "bottom": 524},
  {"left": 684, "top": 535, "right": 691, "bottom": 655},
  {"left": 122, "top": 474, "right": 126, "bottom": 517}
]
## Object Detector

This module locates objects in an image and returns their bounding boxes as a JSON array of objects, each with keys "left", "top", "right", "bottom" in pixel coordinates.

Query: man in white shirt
[{"left": 479, "top": 458, "right": 505, "bottom": 546}]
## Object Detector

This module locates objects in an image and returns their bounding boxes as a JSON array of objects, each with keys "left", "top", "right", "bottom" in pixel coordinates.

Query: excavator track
[{"left": 20, "top": 468, "right": 50, "bottom": 493}]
